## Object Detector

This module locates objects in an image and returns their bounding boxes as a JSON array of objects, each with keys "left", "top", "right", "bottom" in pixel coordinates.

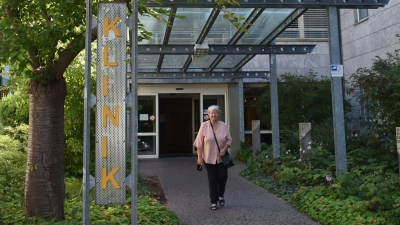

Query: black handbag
[{"left": 210, "top": 121, "right": 235, "bottom": 168}]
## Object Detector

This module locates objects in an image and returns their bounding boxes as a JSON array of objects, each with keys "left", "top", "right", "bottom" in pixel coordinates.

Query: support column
[
  {"left": 238, "top": 78, "right": 245, "bottom": 143},
  {"left": 327, "top": 6, "right": 347, "bottom": 176},
  {"left": 131, "top": 0, "right": 139, "bottom": 224},
  {"left": 228, "top": 80, "right": 244, "bottom": 157},
  {"left": 270, "top": 53, "right": 280, "bottom": 157},
  {"left": 83, "top": 1, "right": 92, "bottom": 224}
]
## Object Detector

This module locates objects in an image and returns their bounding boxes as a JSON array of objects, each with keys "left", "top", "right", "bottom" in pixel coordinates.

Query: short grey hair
[{"left": 207, "top": 105, "right": 221, "bottom": 115}]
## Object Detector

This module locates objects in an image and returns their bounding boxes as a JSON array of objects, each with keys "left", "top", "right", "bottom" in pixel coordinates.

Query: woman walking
[{"left": 194, "top": 105, "right": 232, "bottom": 210}]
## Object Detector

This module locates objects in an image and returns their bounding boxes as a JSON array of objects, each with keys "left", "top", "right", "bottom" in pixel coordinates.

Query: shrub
[
  {"left": 0, "top": 77, "right": 29, "bottom": 127},
  {"left": 0, "top": 127, "right": 179, "bottom": 225},
  {"left": 237, "top": 142, "right": 400, "bottom": 225},
  {"left": 349, "top": 49, "right": 400, "bottom": 139}
]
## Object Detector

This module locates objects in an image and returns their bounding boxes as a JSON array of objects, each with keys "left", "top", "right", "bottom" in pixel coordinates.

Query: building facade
[
  {"left": 340, "top": 1, "right": 400, "bottom": 119},
  {"left": 340, "top": 1, "right": 400, "bottom": 79}
]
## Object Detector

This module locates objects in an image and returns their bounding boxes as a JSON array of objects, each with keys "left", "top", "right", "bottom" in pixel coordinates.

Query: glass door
[
  {"left": 138, "top": 95, "right": 158, "bottom": 158},
  {"left": 193, "top": 93, "right": 226, "bottom": 153}
]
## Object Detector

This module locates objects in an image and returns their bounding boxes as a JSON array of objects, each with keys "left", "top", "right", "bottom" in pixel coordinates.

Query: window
[
  {"left": 355, "top": 9, "right": 368, "bottom": 23},
  {"left": 278, "top": 9, "right": 328, "bottom": 40}
]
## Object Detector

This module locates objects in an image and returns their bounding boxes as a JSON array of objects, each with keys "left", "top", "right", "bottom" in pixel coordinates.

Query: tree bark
[{"left": 24, "top": 78, "right": 66, "bottom": 220}]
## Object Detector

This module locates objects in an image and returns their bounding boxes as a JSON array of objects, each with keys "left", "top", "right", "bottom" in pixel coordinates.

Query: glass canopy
[{"left": 138, "top": 7, "right": 296, "bottom": 72}]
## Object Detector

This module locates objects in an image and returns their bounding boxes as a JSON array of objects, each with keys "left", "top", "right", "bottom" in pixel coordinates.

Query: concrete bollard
[
  {"left": 252, "top": 120, "right": 261, "bottom": 157},
  {"left": 299, "top": 123, "right": 312, "bottom": 159}
]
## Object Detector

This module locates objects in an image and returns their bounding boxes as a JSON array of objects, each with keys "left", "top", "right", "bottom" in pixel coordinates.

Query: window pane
[
  {"left": 244, "top": 87, "right": 268, "bottom": 130},
  {"left": 138, "top": 136, "right": 156, "bottom": 155},
  {"left": 138, "top": 96, "right": 156, "bottom": 133},
  {"left": 356, "top": 9, "right": 368, "bottom": 22},
  {"left": 238, "top": 8, "right": 295, "bottom": 44}
]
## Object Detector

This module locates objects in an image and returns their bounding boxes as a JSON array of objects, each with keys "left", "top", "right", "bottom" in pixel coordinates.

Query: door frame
[
  {"left": 137, "top": 93, "right": 158, "bottom": 159},
  {"left": 194, "top": 93, "right": 228, "bottom": 154},
  {"left": 138, "top": 84, "right": 228, "bottom": 158}
]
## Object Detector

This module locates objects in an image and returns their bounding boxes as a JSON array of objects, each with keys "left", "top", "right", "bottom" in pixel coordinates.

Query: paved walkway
[{"left": 138, "top": 157, "right": 320, "bottom": 225}]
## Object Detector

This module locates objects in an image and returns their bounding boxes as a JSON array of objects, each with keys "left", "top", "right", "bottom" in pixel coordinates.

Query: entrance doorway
[
  {"left": 137, "top": 84, "right": 228, "bottom": 158},
  {"left": 159, "top": 95, "right": 195, "bottom": 156}
]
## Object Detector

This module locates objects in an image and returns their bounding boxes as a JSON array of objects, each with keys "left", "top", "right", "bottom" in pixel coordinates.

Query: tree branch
[
  {"left": 54, "top": 27, "right": 98, "bottom": 80},
  {"left": 55, "top": 0, "right": 127, "bottom": 80},
  {"left": 6, "top": 6, "right": 41, "bottom": 70}
]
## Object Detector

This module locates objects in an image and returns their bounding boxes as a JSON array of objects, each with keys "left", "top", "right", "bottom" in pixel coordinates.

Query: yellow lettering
[
  {"left": 102, "top": 76, "right": 108, "bottom": 96},
  {"left": 102, "top": 136, "right": 107, "bottom": 158},
  {"left": 103, "top": 17, "right": 122, "bottom": 37},
  {"left": 102, "top": 106, "right": 120, "bottom": 127},
  {"left": 103, "top": 46, "right": 118, "bottom": 67},
  {"left": 101, "top": 167, "right": 120, "bottom": 189}
]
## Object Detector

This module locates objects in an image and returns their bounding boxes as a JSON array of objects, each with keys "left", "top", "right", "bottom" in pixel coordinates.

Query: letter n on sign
[{"left": 95, "top": 3, "right": 127, "bottom": 205}]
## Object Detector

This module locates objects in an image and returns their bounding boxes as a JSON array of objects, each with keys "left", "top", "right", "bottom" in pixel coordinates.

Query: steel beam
[
  {"left": 146, "top": 0, "right": 389, "bottom": 9},
  {"left": 207, "top": 8, "right": 264, "bottom": 71},
  {"left": 138, "top": 44, "right": 315, "bottom": 54},
  {"left": 183, "top": 8, "right": 221, "bottom": 71},
  {"left": 197, "top": 8, "right": 221, "bottom": 44},
  {"left": 327, "top": 6, "right": 347, "bottom": 176},
  {"left": 157, "top": 7, "right": 177, "bottom": 72},
  {"left": 229, "top": 8, "right": 264, "bottom": 45},
  {"left": 136, "top": 71, "right": 269, "bottom": 79},
  {"left": 234, "top": 8, "right": 307, "bottom": 71},
  {"left": 261, "top": 8, "right": 307, "bottom": 45}
]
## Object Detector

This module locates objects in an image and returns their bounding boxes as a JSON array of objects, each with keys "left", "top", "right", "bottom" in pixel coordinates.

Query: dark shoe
[
  {"left": 219, "top": 198, "right": 225, "bottom": 206},
  {"left": 210, "top": 203, "right": 217, "bottom": 210}
]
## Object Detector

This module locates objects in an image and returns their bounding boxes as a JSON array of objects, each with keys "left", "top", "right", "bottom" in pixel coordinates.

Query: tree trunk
[{"left": 25, "top": 78, "right": 66, "bottom": 220}]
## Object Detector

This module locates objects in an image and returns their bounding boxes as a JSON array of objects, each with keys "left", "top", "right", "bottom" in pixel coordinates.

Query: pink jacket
[{"left": 193, "top": 121, "right": 232, "bottom": 164}]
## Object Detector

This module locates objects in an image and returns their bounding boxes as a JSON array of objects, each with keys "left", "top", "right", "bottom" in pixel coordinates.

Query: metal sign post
[
  {"left": 83, "top": 0, "right": 93, "bottom": 224},
  {"left": 83, "top": 1, "right": 138, "bottom": 223},
  {"left": 95, "top": 2, "right": 127, "bottom": 205}
]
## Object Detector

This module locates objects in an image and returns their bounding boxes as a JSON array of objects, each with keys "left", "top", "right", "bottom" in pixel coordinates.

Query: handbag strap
[{"left": 209, "top": 121, "right": 221, "bottom": 153}]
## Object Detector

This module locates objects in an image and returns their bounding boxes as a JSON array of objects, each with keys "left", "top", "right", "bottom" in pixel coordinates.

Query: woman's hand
[
  {"left": 220, "top": 145, "right": 230, "bottom": 156},
  {"left": 197, "top": 158, "right": 203, "bottom": 166},
  {"left": 220, "top": 147, "right": 227, "bottom": 156}
]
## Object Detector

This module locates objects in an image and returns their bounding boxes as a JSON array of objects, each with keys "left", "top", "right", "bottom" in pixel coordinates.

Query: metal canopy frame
[
  {"left": 147, "top": 0, "right": 389, "bottom": 9},
  {"left": 138, "top": 7, "right": 307, "bottom": 75},
  {"left": 138, "top": 0, "right": 389, "bottom": 76},
  {"left": 137, "top": 44, "right": 315, "bottom": 54}
]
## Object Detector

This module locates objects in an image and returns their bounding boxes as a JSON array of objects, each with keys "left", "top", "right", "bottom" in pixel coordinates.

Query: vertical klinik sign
[{"left": 95, "top": 3, "right": 127, "bottom": 205}]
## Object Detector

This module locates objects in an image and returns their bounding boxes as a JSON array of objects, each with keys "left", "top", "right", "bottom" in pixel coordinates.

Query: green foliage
[
  {"left": 290, "top": 186, "right": 390, "bottom": 225},
  {"left": 237, "top": 140, "right": 400, "bottom": 225},
  {"left": 252, "top": 71, "right": 334, "bottom": 129},
  {"left": 0, "top": 129, "right": 179, "bottom": 224},
  {"left": 236, "top": 49, "right": 400, "bottom": 225},
  {"left": 349, "top": 49, "right": 400, "bottom": 139},
  {"left": 0, "top": 136, "right": 27, "bottom": 223},
  {"left": 0, "top": 124, "right": 29, "bottom": 151},
  {"left": 251, "top": 71, "right": 345, "bottom": 153},
  {"left": 0, "top": 77, "right": 29, "bottom": 127},
  {"left": 235, "top": 141, "right": 252, "bottom": 162},
  {"left": 63, "top": 51, "right": 96, "bottom": 176}
]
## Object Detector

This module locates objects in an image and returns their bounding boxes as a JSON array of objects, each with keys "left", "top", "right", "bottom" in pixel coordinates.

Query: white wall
[
  {"left": 340, "top": 1, "right": 400, "bottom": 79},
  {"left": 242, "top": 42, "right": 330, "bottom": 78}
]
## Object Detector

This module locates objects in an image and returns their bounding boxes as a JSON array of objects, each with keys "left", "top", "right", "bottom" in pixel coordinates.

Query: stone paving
[{"left": 138, "top": 157, "right": 320, "bottom": 225}]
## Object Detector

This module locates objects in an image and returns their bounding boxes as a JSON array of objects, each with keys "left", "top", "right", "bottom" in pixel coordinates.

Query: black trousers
[{"left": 204, "top": 162, "right": 228, "bottom": 203}]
